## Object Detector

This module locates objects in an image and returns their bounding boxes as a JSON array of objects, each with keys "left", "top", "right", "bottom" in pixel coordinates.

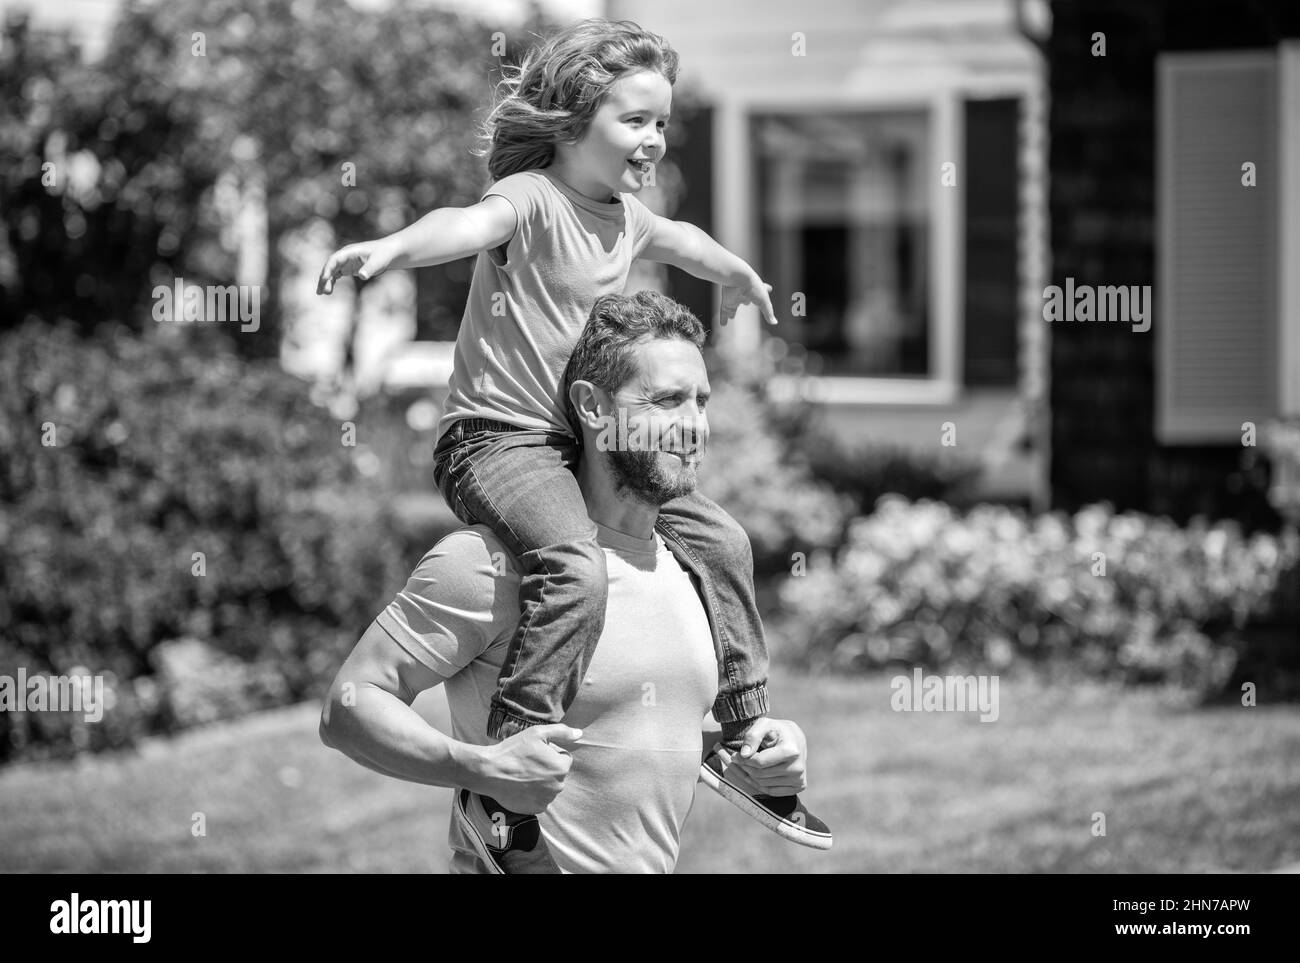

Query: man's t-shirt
[
  {"left": 436, "top": 169, "right": 657, "bottom": 440},
  {"left": 376, "top": 520, "right": 717, "bottom": 874}
]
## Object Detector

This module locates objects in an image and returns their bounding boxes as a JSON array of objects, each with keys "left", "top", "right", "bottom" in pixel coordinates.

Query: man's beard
[{"left": 607, "top": 447, "right": 700, "bottom": 506}]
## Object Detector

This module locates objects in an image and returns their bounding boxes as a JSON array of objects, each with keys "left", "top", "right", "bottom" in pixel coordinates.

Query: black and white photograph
[{"left": 0, "top": 0, "right": 1297, "bottom": 914}]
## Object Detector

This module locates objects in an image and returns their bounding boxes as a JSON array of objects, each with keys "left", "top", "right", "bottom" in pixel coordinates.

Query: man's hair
[
  {"left": 563, "top": 291, "right": 706, "bottom": 436},
  {"left": 476, "top": 19, "right": 679, "bottom": 182}
]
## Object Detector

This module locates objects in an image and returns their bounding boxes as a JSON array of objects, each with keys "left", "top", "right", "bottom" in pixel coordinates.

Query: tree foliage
[{"left": 1, "top": 0, "right": 558, "bottom": 353}]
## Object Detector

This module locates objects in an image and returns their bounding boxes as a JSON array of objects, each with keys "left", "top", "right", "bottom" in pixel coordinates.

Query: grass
[{"left": 2, "top": 667, "right": 1299, "bottom": 873}]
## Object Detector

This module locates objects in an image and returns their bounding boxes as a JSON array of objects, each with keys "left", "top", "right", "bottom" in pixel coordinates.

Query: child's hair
[{"left": 477, "top": 18, "right": 679, "bottom": 182}]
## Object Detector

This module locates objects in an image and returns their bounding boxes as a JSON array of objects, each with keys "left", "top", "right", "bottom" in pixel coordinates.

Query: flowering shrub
[{"left": 775, "top": 496, "right": 1300, "bottom": 694}]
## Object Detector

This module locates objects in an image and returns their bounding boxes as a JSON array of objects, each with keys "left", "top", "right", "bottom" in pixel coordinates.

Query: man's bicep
[
  {"left": 335, "top": 619, "right": 448, "bottom": 707},
  {"left": 372, "top": 530, "right": 516, "bottom": 682}
]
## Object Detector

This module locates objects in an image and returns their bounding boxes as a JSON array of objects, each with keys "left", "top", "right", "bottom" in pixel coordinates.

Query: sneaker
[
  {"left": 454, "top": 789, "right": 562, "bottom": 874},
  {"left": 699, "top": 743, "right": 833, "bottom": 850}
]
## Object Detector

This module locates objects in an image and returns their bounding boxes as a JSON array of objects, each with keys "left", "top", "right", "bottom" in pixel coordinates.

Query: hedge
[
  {"left": 0, "top": 321, "right": 410, "bottom": 763},
  {"left": 774, "top": 496, "right": 1300, "bottom": 695}
]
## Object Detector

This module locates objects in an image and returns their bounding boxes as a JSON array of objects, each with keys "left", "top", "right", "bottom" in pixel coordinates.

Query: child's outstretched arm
[
  {"left": 316, "top": 196, "right": 518, "bottom": 295},
  {"left": 640, "top": 216, "right": 778, "bottom": 327}
]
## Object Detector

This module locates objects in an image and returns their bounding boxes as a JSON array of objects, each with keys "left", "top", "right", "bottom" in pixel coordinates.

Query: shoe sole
[
  {"left": 699, "top": 762, "right": 833, "bottom": 851},
  {"left": 453, "top": 791, "right": 506, "bottom": 875}
]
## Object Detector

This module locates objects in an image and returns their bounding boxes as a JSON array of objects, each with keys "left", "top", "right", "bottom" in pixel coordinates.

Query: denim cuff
[
  {"left": 711, "top": 681, "right": 769, "bottom": 725},
  {"left": 487, "top": 703, "right": 539, "bottom": 741}
]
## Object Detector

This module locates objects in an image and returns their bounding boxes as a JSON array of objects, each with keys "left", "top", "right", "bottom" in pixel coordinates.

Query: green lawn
[{"left": 2, "top": 667, "right": 1299, "bottom": 873}]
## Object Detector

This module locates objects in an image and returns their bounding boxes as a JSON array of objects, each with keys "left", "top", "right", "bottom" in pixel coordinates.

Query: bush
[
  {"left": 799, "top": 438, "right": 984, "bottom": 515},
  {"left": 696, "top": 356, "right": 852, "bottom": 574},
  {"left": 1263, "top": 418, "right": 1300, "bottom": 528},
  {"left": 775, "top": 496, "right": 1300, "bottom": 696},
  {"left": 0, "top": 321, "right": 410, "bottom": 763}
]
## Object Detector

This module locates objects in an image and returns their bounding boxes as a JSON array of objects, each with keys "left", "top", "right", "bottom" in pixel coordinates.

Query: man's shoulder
[
  {"left": 382, "top": 525, "right": 521, "bottom": 677},
  {"left": 421, "top": 524, "right": 520, "bottom": 577}
]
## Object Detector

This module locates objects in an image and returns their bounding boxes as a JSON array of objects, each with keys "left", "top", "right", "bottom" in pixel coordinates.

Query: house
[
  {"left": 606, "top": 0, "right": 1051, "bottom": 506},
  {"left": 1043, "top": 0, "right": 1300, "bottom": 528}
]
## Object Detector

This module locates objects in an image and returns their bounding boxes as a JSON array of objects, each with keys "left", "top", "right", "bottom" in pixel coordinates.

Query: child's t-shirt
[{"left": 436, "top": 168, "right": 657, "bottom": 439}]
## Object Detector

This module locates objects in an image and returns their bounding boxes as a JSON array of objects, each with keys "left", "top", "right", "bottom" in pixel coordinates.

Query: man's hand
[
  {"left": 468, "top": 724, "right": 584, "bottom": 814},
  {"left": 731, "top": 717, "right": 808, "bottom": 797},
  {"left": 317, "top": 238, "right": 398, "bottom": 295},
  {"left": 719, "top": 273, "right": 778, "bottom": 328}
]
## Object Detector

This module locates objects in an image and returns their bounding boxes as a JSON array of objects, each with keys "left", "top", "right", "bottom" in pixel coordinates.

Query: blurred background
[{"left": 1, "top": 0, "right": 1298, "bottom": 873}]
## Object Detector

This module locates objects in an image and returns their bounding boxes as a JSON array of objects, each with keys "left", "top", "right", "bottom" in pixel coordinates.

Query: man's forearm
[{"left": 321, "top": 684, "right": 484, "bottom": 790}]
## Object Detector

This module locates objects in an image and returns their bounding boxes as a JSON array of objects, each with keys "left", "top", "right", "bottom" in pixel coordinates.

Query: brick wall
[{"left": 1046, "top": 0, "right": 1300, "bottom": 530}]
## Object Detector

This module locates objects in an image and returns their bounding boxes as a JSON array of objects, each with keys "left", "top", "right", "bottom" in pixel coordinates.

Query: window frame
[{"left": 713, "top": 90, "right": 964, "bottom": 406}]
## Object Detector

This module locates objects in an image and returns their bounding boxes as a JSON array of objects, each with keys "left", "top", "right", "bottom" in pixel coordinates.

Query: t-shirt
[
  {"left": 376, "top": 521, "right": 717, "bottom": 874},
  {"left": 436, "top": 169, "right": 658, "bottom": 439}
]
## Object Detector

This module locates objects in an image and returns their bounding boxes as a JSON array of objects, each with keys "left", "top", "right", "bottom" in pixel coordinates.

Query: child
[{"left": 319, "top": 18, "right": 830, "bottom": 872}]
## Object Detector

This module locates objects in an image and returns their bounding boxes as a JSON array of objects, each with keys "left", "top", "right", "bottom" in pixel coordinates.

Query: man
[{"left": 319, "top": 291, "right": 828, "bottom": 873}]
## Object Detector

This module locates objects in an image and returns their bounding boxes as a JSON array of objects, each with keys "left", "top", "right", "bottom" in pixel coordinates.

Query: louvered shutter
[{"left": 1157, "top": 53, "right": 1277, "bottom": 443}]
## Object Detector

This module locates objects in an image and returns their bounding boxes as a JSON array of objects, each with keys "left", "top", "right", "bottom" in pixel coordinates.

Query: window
[{"left": 753, "top": 111, "right": 930, "bottom": 377}]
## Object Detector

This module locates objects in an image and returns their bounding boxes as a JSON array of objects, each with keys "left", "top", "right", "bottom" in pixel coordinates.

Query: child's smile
[{"left": 551, "top": 69, "right": 673, "bottom": 202}]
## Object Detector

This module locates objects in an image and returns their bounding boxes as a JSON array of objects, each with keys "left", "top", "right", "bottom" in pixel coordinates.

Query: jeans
[{"left": 433, "top": 417, "right": 771, "bottom": 740}]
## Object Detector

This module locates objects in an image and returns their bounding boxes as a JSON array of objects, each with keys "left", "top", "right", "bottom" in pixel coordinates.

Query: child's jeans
[{"left": 432, "top": 417, "right": 771, "bottom": 741}]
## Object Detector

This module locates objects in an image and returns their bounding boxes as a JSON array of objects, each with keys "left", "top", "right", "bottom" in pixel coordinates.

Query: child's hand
[
  {"left": 316, "top": 239, "right": 397, "bottom": 295},
  {"left": 719, "top": 274, "right": 778, "bottom": 327},
  {"left": 732, "top": 718, "right": 807, "bottom": 796}
]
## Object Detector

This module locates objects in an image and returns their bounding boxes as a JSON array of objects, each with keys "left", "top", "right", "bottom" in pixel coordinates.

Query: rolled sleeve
[{"left": 375, "top": 528, "right": 519, "bottom": 677}]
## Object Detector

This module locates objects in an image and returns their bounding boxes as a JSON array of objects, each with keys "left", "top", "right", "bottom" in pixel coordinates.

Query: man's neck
[{"left": 576, "top": 453, "right": 659, "bottom": 541}]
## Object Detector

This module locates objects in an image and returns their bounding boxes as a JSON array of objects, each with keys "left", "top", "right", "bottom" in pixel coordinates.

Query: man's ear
[{"left": 568, "top": 380, "right": 608, "bottom": 432}]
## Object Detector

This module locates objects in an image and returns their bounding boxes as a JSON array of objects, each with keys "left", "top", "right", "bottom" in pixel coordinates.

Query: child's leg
[
  {"left": 657, "top": 491, "right": 833, "bottom": 850},
  {"left": 434, "top": 420, "right": 607, "bottom": 740},
  {"left": 653, "top": 490, "right": 769, "bottom": 749}
]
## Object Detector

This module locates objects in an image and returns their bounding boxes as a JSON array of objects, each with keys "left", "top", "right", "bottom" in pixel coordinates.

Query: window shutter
[
  {"left": 963, "top": 97, "right": 1020, "bottom": 387},
  {"left": 1157, "top": 53, "right": 1277, "bottom": 444}
]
